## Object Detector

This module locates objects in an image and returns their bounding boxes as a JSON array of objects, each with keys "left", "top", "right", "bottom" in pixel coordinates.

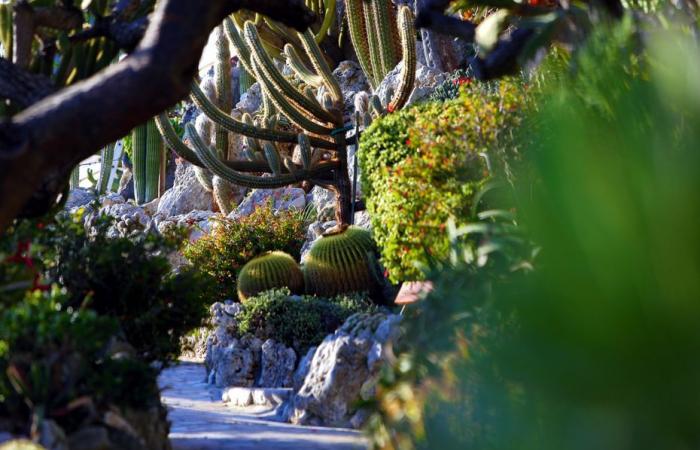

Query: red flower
[
  {"left": 387, "top": 104, "right": 396, "bottom": 113},
  {"left": 457, "top": 76, "right": 472, "bottom": 86},
  {"left": 405, "top": 139, "right": 412, "bottom": 147}
]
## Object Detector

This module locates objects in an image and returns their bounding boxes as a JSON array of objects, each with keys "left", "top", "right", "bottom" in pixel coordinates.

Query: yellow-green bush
[{"left": 359, "top": 80, "right": 529, "bottom": 282}]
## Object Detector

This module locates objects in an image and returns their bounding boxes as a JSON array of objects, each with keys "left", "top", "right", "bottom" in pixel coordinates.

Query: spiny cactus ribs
[{"left": 238, "top": 251, "right": 305, "bottom": 301}]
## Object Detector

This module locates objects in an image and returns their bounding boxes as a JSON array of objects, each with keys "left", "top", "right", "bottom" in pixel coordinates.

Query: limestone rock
[
  {"left": 156, "top": 162, "right": 213, "bottom": 218},
  {"left": 293, "top": 346, "right": 317, "bottom": 392},
  {"left": 258, "top": 340, "right": 297, "bottom": 388},
  {"left": 375, "top": 61, "right": 447, "bottom": 108},
  {"left": 329, "top": 61, "right": 370, "bottom": 124},
  {"left": 229, "top": 187, "right": 306, "bottom": 219},
  {"left": 65, "top": 188, "right": 95, "bottom": 210},
  {"left": 204, "top": 301, "right": 241, "bottom": 373},
  {"left": 208, "top": 335, "right": 262, "bottom": 388},
  {"left": 97, "top": 202, "right": 150, "bottom": 238},
  {"left": 235, "top": 82, "right": 262, "bottom": 115},
  {"left": 99, "top": 193, "right": 125, "bottom": 207},
  {"left": 284, "top": 313, "right": 401, "bottom": 428}
]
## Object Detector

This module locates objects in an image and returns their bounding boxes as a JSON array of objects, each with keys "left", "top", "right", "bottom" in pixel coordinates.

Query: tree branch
[
  {"left": 0, "top": 57, "right": 56, "bottom": 108},
  {"left": 0, "top": 0, "right": 315, "bottom": 232}
]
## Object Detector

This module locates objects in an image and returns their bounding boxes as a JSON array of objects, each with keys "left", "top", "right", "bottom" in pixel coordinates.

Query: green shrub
[
  {"left": 184, "top": 202, "right": 307, "bottom": 302},
  {"left": 359, "top": 80, "right": 528, "bottom": 282},
  {"left": 0, "top": 290, "right": 160, "bottom": 434},
  {"left": 34, "top": 212, "right": 212, "bottom": 364},
  {"left": 237, "top": 288, "right": 375, "bottom": 353}
]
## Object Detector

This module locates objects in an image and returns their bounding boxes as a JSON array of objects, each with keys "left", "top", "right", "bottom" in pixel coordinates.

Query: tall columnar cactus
[
  {"left": 98, "top": 143, "right": 115, "bottom": 195},
  {"left": 302, "top": 226, "right": 386, "bottom": 302},
  {"left": 346, "top": 0, "right": 408, "bottom": 90},
  {"left": 156, "top": 9, "right": 416, "bottom": 227},
  {"left": 69, "top": 165, "right": 80, "bottom": 190},
  {"left": 132, "top": 119, "right": 164, "bottom": 204},
  {"left": 237, "top": 251, "right": 305, "bottom": 301},
  {"left": 214, "top": 25, "right": 232, "bottom": 159},
  {"left": 132, "top": 123, "right": 147, "bottom": 204},
  {"left": 239, "top": 67, "right": 254, "bottom": 97}
]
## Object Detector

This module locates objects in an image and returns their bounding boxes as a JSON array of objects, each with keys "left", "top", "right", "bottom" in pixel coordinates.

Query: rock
[
  {"left": 222, "top": 387, "right": 292, "bottom": 407},
  {"left": 235, "top": 82, "right": 262, "bottom": 115},
  {"left": 156, "top": 209, "right": 218, "bottom": 243},
  {"left": 97, "top": 202, "right": 150, "bottom": 238},
  {"left": 293, "top": 346, "right": 317, "bottom": 391},
  {"left": 99, "top": 193, "right": 125, "bottom": 207},
  {"left": 258, "top": 340, "right": 297, "bottom": 388},
  {"left": 66, "top": 426, "right": 113, "bottom": 450},
  {"left": 204, "top": 301, "right": 241, "bottom": 373},
  {"left": 156, "top": 161, "right": 213, "bottom": 218},
  {"left": 229, "top": 187, "right": 306, "bottom": 219},
  {"left": 329, "top": 61, "right": 370, "bottom": 124},
  {"left": 65, "top": 188, "right": 95, "bottom": 210},
  {"left": 284, "top": 313, "right": 401, "bottom": 428},
  {"left": 37, "top": 419, "right": 68, "bottom": 450},
  {"left": 117, "top": 168, "right": 134, "bottom": 201},
  {"left": 208, "top": 335, "right": 262, "bottom": 388},
  {"left": 119, "top": 405, "right": 170, "bottom": 450},
  {"left": 375, "top": 61, "right": 447, "bottom": 108},
  {"left": 307, "top": 186, "right": 336, "bottom": 222},
  {"left": 353, "top": 210, "right": 371, "bottom": 230},
  {"left": 142, "top": 197, "right": 160, "bottom": 216}
]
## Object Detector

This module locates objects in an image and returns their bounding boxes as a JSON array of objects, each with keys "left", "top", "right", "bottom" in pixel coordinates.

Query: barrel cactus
[
  {"left": 237, "top": 251, "right": 304, "bottom": 301},
  {"left": 303, "top": 226, "right": 385, "bottom": 302}
]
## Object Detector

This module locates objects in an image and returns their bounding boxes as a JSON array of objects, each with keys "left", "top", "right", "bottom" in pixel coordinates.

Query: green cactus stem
[
  {"left": 98, "top": 143, "right": 115, "bottom": 195},
  {"left": 237, "top": 251, "right": 305, "bottom": 301},
  {"left": 132, "top": 123, "right": 147, "bottom": 204},
  {"left": 388, "top": 6, "right": 417, "bottom": 112},
  {"left": 302, "top": 226, "right": 383, "bottom": 301},
  {"left": 144, "top": 118, "right": 163, "bottom": 203},
  {"left": 69, "top": 165, "right": 80, "bottom": 190}
]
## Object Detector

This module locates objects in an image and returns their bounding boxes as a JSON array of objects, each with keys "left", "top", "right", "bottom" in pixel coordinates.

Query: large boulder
[
  {"left": 97, "top": 202, "right": 150, "bottom": 238},
  {"left": 207, "top": 334, "right": 262, "bottom": 388},
  {"left": 375, "top": 61, "right": 447, "bottom": 108},
  {"left": 65, "top": 188, "right": 96, "bottom": 210},
  {"left": 258, "top": 339, "right": 297, "bottom": 388},
  {"left": 156, "top": 161, "right": 213, "bottom": 218},
  {"left": 229, "top": 187, "right": 306, "bottom": 219},
  {"left": 156, "top": 210, "right": 218, "bottom": 244},
  {"left": 328, "top": 60, "right": 370, "bottom": 124},
  {"left": 283, "top": 313, "right": 401, "bottom": 428}
]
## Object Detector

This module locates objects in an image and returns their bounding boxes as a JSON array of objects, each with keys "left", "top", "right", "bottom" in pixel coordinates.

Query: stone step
[{"left": 221, "top": 387, "right": 293, "bottom": 408}]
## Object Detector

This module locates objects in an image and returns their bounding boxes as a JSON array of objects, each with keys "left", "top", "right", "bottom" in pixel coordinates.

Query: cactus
[
  {"left": 212, "top": 175, "right": 237, "bottom": 215},
  {"left": 237, "top": 251, "right": 305, "bottom": 301},
  {"left": 239, "top": 67, "right": 254, "bottom": 97},
  {"left": 98, "top": 143, "right": 115, "bottom": 195},
  {"left": 158, "top": 8, "right": 416, "bottom": 226},
  {"left": 132, "top": 119, "right": 164, "bottom": 204},
  {"left": 302, "top": 226, "right": 384, "bottom": 301},
  {"left": 132, "top": 123, "right": 147, "bottom": 204},
  {"left": 69, "top": 165, "right": 80, "bottom": 190}
]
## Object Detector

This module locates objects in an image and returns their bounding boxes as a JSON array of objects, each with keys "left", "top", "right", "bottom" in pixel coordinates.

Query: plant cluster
[
  {"left": 236, "top": 288, "right": 376, "bottom": 354},
  {"left": 360, "top": 79, "right": 528, "bottom": 282},
  {"left": 184, "top": 202, "right": 307, "bottom": 302}
]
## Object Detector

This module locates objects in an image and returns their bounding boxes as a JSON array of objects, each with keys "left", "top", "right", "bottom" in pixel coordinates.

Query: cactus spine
[{"left": 237, "top": 251, "right": 305, "bottom": 301}]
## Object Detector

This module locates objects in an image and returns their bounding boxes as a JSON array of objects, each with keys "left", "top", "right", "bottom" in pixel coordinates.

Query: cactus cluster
[
  {"left": 237, "top": 251, "right": 305, "bottom": 301},
  {"left": 98, "top": 143, "right": 115, "bottom": 195},
  {"left": 303, "top": 225, "right": 384, "bottom": 301}
]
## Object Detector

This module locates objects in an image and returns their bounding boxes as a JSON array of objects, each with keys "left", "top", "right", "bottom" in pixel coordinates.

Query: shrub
[
  {"left": 184, "top": 202, "right": 307, "bottom": 302},
  {"left": 236, "top": 288, "right": 375, "bottom": 353},
  {"left": 34, "top": 211, "right": 212, "bottom": 364},
  {"left": 0, "top": 290, "right": 160, "bottom": 435},
  {"left": 359, "top": 79, "right": 528, "bottom": 282}
]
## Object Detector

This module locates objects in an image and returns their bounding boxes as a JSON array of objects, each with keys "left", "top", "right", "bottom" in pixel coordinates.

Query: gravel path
[{"left": 160, "top": 361, "right": 368, "bottom": 450}]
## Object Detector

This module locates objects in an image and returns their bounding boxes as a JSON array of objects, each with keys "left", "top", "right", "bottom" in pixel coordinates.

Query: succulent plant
[
  {"left": 237, "top": 251, "right": 305, "bottom": 301},
  {"left": 302, "top": 225, "right": 385, "bottom": 302},
  {"left": 131, "top": 118, "right": 164, "bottom": 204}
]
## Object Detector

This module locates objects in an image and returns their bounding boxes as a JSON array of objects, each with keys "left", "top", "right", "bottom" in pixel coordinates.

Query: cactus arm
[
  {"left": 371, "top": 0, "right": 398, "bottom": 76},
  {"left": 214, "top": 25, "right": 232, "bottom": 159},
  {"left": 224, "top": 17, "right": 255, "bottom": 76},
  {"left": 98, "top": 143, "right": 115, "bottom": 195},
  {"left": 145, "top": 118, "right": 163, "bottom": 202},
  {"left": 190, "top": 82, "right": 337, "bottom": 149},
  {"left": 249, "top": 58, "right": 335, "bottom": 135},
  {"left": 132, "top": 123, "right": 147, "bottom": 204},
  {"left": 297, "top": 29, "right": 343, "bottom": 106},
  {"left": 298, "top": 133, "right": 312, "bottom": 169},
  {"left": 345, "top": 0, "right": 375, "bottom": 89},
  {"left": 284, "top": 44, "right": 324, "bottom": 88},
  {"left": 263, "top": 141, "right": 282, "bottom": 176},
  {"left": 187, "top": 123, "right": 339, "bottom": 189},
  {"left": 388, "top": 6, "right": 417, "bottom": 112},
  {"left": 315, "top": 0, "right": 335, "bottom": 44},
  {"left": 363, "top": 2, "right": 384, "bottom": 88},
  {"left": 212, "top": 175, "right": 235, "bottom": 215},
  {"left": 239, "top": 67, "right": 254, "bottom": 97},
  {"left": 243, "top": 22, "right": 337, "bottom": 125}
]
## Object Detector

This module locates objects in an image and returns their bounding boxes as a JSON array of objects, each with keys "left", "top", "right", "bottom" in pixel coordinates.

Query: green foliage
[
  {"left": 35, "top": 211, "right": 212, "bottom": 364},
  {"left": 237, "top": 288, "right": 375, "bottom": 353},
  {"left": 429, "top": 69, "right": 474, "bottom": 102},
  {"left": 303, "top": 226, "right": 385, "bottom": 302},
  {"left": 237, "top": 251, "right": 304, "bottom": 301},
  {"left": 184, "top": 202, "right": 307, "bottom": 302},
  {"left": 359, "top": 79, "right": 528, "bottom": 282},
  {"left": 0, "top": 290, "right": 159, "bottom": 434}
]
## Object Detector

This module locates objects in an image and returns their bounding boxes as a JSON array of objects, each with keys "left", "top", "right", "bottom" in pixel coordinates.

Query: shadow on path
[{"left": 160, "top": 361, "right": 368, "bottom": 450}]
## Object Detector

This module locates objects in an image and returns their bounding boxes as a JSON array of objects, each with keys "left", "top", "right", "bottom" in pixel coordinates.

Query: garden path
[{"left": 160, "top": 361, "right": 368, "bottom": 450}]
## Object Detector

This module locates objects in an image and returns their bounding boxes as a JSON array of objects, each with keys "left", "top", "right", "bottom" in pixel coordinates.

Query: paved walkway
[{"left": 159, "top": 362, "right": 368, "bottom": 450}]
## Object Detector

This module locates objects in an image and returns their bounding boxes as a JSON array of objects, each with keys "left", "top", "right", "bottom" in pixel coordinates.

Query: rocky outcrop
[
  {"left": 156, "top": 162, "right": 213, "bottom": 218},
  {"left": 229, "top": 187, "right": 306, "bottom": 219},
  {"left": 375, "top": 61, "right": 447, "bottom": 108},
  {"left": 65, "top": 188, "right": 96, "bottom": 210},
  {"left": 282, "top": 313, "right": 401, "bottom": 428},
  {"left": 259, "top": 340, "right": 297, "bottom": 388}
]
